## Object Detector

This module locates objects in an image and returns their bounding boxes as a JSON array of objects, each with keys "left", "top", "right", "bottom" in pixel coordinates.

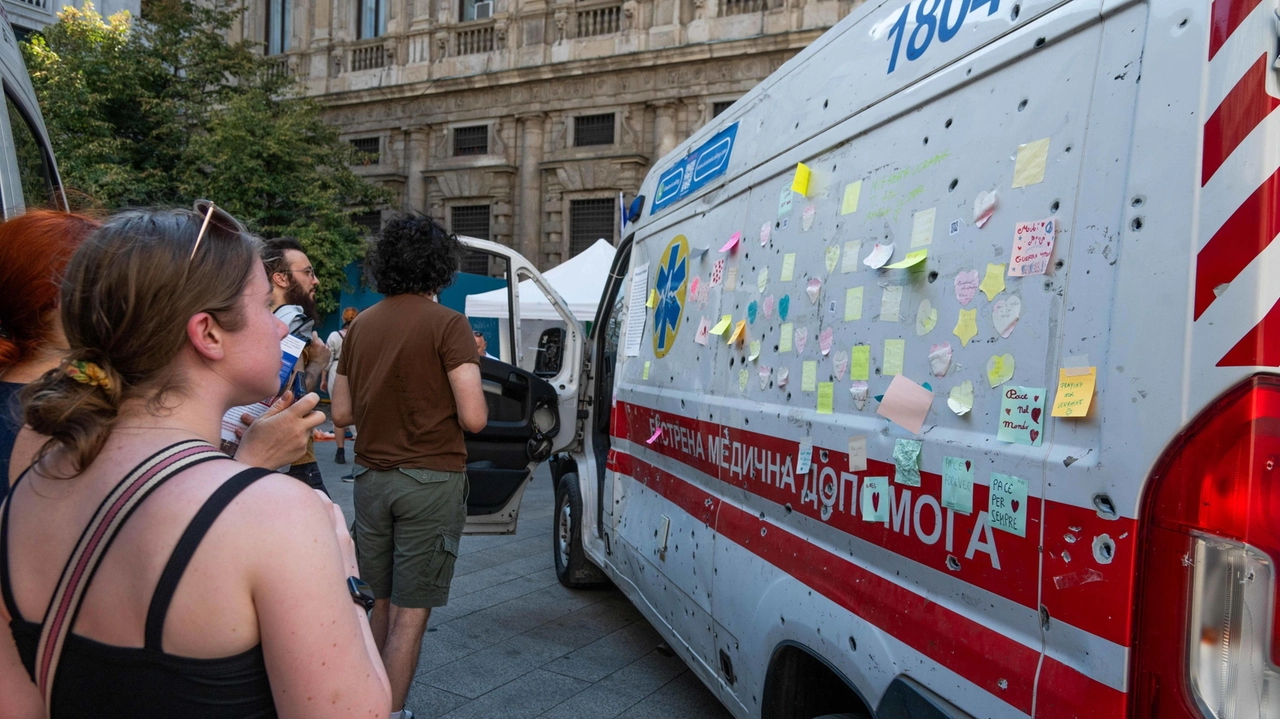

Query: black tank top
[{"left": 1, "top": 461, "right": 278, "bottom": 718}]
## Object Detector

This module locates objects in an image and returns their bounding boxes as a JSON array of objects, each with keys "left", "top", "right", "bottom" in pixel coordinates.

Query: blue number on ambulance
[{"left": 886, "top": 0, "right": 998, "bottom": 74}]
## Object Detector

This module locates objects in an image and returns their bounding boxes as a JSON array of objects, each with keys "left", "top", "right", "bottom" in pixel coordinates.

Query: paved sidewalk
[{"left": 314, "top": 446, "right": 733, "bottom": 719}]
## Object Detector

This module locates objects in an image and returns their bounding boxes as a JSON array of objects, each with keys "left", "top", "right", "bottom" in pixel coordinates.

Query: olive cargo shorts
[{"left": 352, "top": 467, "right": 468, "bottom": 608}]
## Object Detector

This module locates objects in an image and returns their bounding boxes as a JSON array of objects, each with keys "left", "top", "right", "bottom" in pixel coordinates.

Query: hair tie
[{"left": 66, "top": 360, "right": 112, "bottom": 391}]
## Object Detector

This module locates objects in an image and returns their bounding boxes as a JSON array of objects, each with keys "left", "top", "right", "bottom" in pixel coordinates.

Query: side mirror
[{"left": 534, "top": 327, "right": 565, "bottom": 378}]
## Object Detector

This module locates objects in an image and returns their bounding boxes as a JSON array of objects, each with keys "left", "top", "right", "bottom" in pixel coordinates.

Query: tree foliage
[{"left": 21, "top": 0, "right": 388, "bottom": 313}]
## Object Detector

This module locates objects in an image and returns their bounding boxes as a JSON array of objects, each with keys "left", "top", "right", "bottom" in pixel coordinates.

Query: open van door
[{"left": 453, "top": 236, "right": 584, "bottom": 534}]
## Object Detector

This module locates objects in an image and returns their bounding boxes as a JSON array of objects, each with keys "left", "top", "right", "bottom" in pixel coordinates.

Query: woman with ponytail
[{"left": 0, "top": 208, "right": 390, "bottom": 718}]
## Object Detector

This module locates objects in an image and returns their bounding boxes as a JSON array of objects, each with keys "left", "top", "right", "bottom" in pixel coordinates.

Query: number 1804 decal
[{"left": 886, "top": 0, "right": 999, "bottom": 74}]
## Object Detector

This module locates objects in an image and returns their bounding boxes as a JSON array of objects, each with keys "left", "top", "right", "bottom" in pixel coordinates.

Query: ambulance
[{"left": 532, "top": 0, "right": 1280, "bottom": 715}]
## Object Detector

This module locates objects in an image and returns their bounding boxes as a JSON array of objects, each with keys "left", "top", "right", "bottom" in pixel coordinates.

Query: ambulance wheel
[{"left": 554, "top": 474, "right": 607, "bottom": 588}]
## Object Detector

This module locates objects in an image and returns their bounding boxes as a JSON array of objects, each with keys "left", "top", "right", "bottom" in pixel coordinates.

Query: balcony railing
[
  {"left": 574, "top": 5, "right": 621, "bottom": 37},
  {"left": 265, "top": 55, "right": 292, "bottom": 79},
  {"left": 721, "top": 0, "right": 767, "bottom": 14},
  {"left": 454, "top": 25, "right": 495, "bottom": 55},
  {"left": 11, "top": 0, "right": 47, "bottom": 8},
  {"left": 350, "top": 42, "right": 389, "bottom": 71}
]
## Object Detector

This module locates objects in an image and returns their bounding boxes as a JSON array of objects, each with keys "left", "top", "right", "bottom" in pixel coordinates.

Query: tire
[{"left": 553, "top": 473, "right": 608, "bottom": 588}]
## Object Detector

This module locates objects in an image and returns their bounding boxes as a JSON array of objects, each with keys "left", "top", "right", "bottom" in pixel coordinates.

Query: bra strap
[
  {"left": 34, "top": 440, "right": 225, "bottom": 716},
  {"left": 144, "top": 467, "right": 273, "bottom": 651}
]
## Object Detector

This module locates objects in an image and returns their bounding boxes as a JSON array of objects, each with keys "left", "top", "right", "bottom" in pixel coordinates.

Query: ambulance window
[{"left": 5, "top": 92, "right": 55, "bottom": 209}]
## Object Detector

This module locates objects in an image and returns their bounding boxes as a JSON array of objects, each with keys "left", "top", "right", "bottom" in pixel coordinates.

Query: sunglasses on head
[{"left": 189, "top": 199, "right": 247, "bottom": 263}]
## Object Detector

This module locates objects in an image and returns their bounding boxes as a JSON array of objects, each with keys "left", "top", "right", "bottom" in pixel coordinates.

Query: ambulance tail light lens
[{"left": 1132, "top": 375, "right": 1280, "bottom": 719}]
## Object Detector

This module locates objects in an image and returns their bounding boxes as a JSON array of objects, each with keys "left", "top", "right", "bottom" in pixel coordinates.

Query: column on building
[
  {"left": 515, "top": 113, "right": 546, "bottom": 262},
  {"left": 407, "top": 126, "right": 430, "bottom": 213},
  {"left": 651, "top": 100, "right": 679, "bottom": 160}
]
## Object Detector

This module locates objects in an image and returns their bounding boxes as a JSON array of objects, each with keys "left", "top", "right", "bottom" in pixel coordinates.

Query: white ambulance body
[{"left": 545, "top": 0, "right": 1280, "bottom": 715}]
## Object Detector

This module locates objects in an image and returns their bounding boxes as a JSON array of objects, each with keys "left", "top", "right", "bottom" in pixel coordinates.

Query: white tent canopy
[{"left": 465, "top": 239, "right": 616, "bottom": 322}]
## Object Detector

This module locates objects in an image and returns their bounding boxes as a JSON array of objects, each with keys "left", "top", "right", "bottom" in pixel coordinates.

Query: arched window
[{"left": 266, "top": 0, "right": 290, "bottom": 54}]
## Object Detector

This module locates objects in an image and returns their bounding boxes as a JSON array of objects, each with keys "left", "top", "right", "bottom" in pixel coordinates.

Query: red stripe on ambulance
[
  {"left": 1201, "top": 54, "right": 1279, "bottom": 186},
  {"left": 1208, "top": 0, "right": 1265, "bottom": 60},
  {"left": 1194, "top": 168, "right": 1280, "bottom": 320}
]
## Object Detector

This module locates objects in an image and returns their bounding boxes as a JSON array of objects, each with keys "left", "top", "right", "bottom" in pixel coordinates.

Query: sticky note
[
  {"left": 864, "top": 242, "right": 894, "bottom": 269},
  {"left": 710, "top": 315, "right": 732, "bottom": 335},
  {"left": 760, "top": 222, "right": 772, "bottom": 246},
  {"left": 759, "top": 365, "right": 771, "bottom": 389},
  {"left": 953, "top": 308, "right": 978, "bottom": 347},
  {"left": 755, "top": 270, "right": 767, "bottom": 295},
  {"left": 833, "top": 350, "right": 849, "bottom": 379},
  {"left": 792, "top": 162, "right": 812, "bottom": 197},
  {"left": 646, "top": 288, "right": 658, "bottom": 308},
  {"left": 690, "top": 275, "right": 701, "bottom": 297},
  {"left": 749, "top": 340, "right": 761, "bottom": 361},
  {"left": 844, "top": 287, "right": 864, "bottom": 321},
  {"left": 806, "top": 278, "right": 822, "bottom": 304},
  {"left": 781, "top": 253, "right": 797, "bottom": 281},
  {"left": 1009, "top": 218, "right": 1056, "bottom": 276},
  {"left": 796, "top": 438, "right": 813, "bottom": 475},
  {"left": 916, "top": 299, "right": 937, "bottom": 335},
  {"left": 942, "top": 457, "right": 974, "bottom": 514},
  {"left": 711, "top": 258, "right": 725, "bottom": 287},
  {"left": 778, "top": 366, "right": 789, "bottom": 387},
  {"left": 794, "top": 326, "right": 808, "bottom": 353},
  {"left": 883, "top": 339, "right": 905, "bottom": 376},
  {"left": 880, "top": 285, "right": 903, "bottom": 322},
  {"left": 841, "top": 181, "right": 862, "bottom": 215},
  {"left": 1012, "top": 137, "right": 1050, "bottom": 189},
  {"left": 991, "top": 296, "right": 1021, "bottom": 338},
  {"left": 728, "top": 320, "right": 746, "bottom": 345},
  {"left": 720, "top": 232, "right": 741, "bottom": 253},
  {"left": 643, "top": 361, "right": 650, "bottom": 380},
  {"left": 778, "top": 294, "right": 790, "bottom": 321},
  {"left": 850, "top": 381, "right": 869, "bottom": 410},
  {"left": 817, "top": 382, "right": 834, "bottom": 414},
  {"left": 987, "top": 353, "right": 1015, "bottom": 387},
  {"left": 948, "top": 380, "right": 974, "bottom": 415},
  {"left": 884, "top": 249, "right": 928, "bottom": 270},
  {"left": 848, "top": 436, "right": 867, "bottom": 471},
  {"left": 997, "top": 385, "right": 1046, "bottom": 446},
  {"left": 910, "top": 208, "right": 936, "bottom": 248},
  {"left": 861, "top": 476, "right": 889, "bottom": 522},
  {"left": 851, "top": 345, "right": 871, "bottom": 381},
  {"left": 1052, "top": 367, "right": 1096, "bottom": 417},
  {"left": 929, "top": 342, "right": 952, "bottom": 377},
  {"left": 979, "top": 263, "right": 1006, "bottom": 301},
  {"left": 647, "top": 427, "right": 663, "bottom": 445},
  {"left": 841, "top": 241, "right": 862, "bottom": 273},
  {"left": 989, "top": 472, "right": 1029, "bottom": 537},
  {"left": 819, "top": 326, "right": 833, "bottom": 356},
  {"left": 694, "top": 317, "right": 711, "bottom": 345},
  {"left": 739, "top": 369, "right": 749, "bottom": 392},
  {"left": 954, "top": 269, "right": 979, "bottom": 306},
  {"left": 725, "top": 266, "right": 738, "bottom": 291},
  {"left": 893, "top": 438, "right": 922, "bottom": 487},
  {"left": 802, "top": 360, "right": 818, "bottom": 391},
  {"left": 877, "top": 374, "right": 934, "bottom": 434},
  {"left": 778, "top": 186, "right": 793, "bottom": 217},
  {"left": 802, "top": 205, "right": 816, "bottom": 232},
  {"left": 825, "top": 245, "right": 841, "bottom": 273},
  {"left": 747, "top": 301, "right": 758, "bottom": 324},
  {"left": 779, "top": 323, "right": 794, "bottom": 352}
]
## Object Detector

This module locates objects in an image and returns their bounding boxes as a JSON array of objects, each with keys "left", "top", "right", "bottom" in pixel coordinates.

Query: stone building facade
[{"left": 229, "top": 0, "right": 857, "bottom": 268}]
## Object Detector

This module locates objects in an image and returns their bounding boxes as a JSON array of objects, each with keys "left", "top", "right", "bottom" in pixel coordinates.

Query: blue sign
[{"left": 651, "top": 123, "right": 738, "bottom": 215}]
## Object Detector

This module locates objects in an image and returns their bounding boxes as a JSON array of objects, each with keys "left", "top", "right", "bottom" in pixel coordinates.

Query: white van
[
  {"left": 534, "top": 0, "right": 1280, "bottom": 715},
  {"left": 0, "top": 5, "right": 64, "bottom": 216}
]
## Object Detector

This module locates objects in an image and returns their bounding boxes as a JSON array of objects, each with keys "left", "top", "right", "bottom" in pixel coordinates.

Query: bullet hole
[
  {"left": 761, "top": 527, "right": 768, "bottom": 537},
  {"left": 729, "top": 358, "right": 736, "bottom": 367},
  {"left": 948, "top": 178, "right": 958, "bottom": 192},
  {"left": 946, "top": 556, "right": 961, "bottom": 571},
  {"left": 744, "top": 417, "right": 749, "bottom": 425},
  {"left": 776, "top": 221, "right": 781, "bottom": 229},
  {"left": 823, "top": 99, "right": 829, "bottom": 109},
  {"left": 773, "top": 345, "right": 779, "bottom": 352},
  {"left": 819, "top": 449, "right": 829, "bottom": 462},
  {"left": 1131, "top": 196, "right": 1144, "bottom": 208},
  {"left": 784, "top": 504, "right": 792, "bottom": 514},
  {"left": 1093, "top": 493, "right": 1118, "bottom": 519},
  {"left": 923, "top": 136, "right": 929, "bottom": 145},
  {"left": 1131, "top": 216, "right": 1144, "bottom": 231},
  {"left": 1093, "top": 534, "right": 1115, "bottom": 564},
  {"left": 1018, "top": 98, "right": 1028, "bottom": 111},
  {"left": 1050, "top": 200, "right": 1060, "bottom": 213},
  {"left": 786, "top": 392, "right": 792, "bottom": 401},
  {"left": 966, "top": 67, "right": 972, "bottom": 76},
  {"left": 1178, "top": 17, "right": 1188, "bottom": 27},
  {"left": 795, "top": 122, "right": 800, "bottom": 129},
  {"left": 927, "top": 270, "right": 939, "bottom": 283},
  {"left": 1034, "top": 36, "right": 1046, "bottom": 48},
  {"left": 1065, "top": 145, "right": 1073, "bottom": 153},
  {"left": 1044, "top": 280, "right": 1053, "bottom": 291},
  {"left": 998, "top": 679, "right": 1009, "bottom": 690},
  {"left": 1010, "top": 3, "right": 1020, "bottom": 20},
  {"left": 1039, "top": 605, "right": 1051, "bottom": 631},
  {"left": 848, "top": 636, "right": 857, "bottom": 651},
  {"left": 1054, "top": 259, "right": 1065, "bottom": 270},
  {"left": 945, "top": 118, "right": 953, "bottom": 128}
]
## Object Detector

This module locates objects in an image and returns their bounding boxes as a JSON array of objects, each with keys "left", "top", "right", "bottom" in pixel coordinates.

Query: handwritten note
[
  {"left": 825, "top": 245, "right": 841, "bottom": 273},
  {"left": 841, "top": 181, "right": 862, "bottom": 215},
  {"left": 880, "top": 285, "right": 903, "bottom": 322},
  {"left": 877, "top": 374, "right": 933, "bottom": 434},
  {"left": 739, "top": 368, "right": 749, "bottom": 392},
  {"left": 910, "top": 208, "right": 936, "bottom": 247},
  {"left": 979, "top": 263, "right": 1006, "bottom": 301},
  {"left": 1009, "top": 218, "right": 1056, "bottom": 276},
  {"left": 861, "top": 476, "right": 889, "bottom": 522},
  {"left": 864, "top": 243, "right": 894, "bottom": 269},
  {"left": 842, "top": 241, "right": 862, "bottom": 273},
  {"left": 987, "top": 353, "right": 1015, "bottom": 387},
  {"left": 781, "top": 253, "right": 797, "bottom": 281},
  {"left": 817, "top": 382, "right": 834, "bottom": 414},
  {"left": 883, "top": 339, "right": 905, "bottom": 376},
  {"left": 796, "top": 438, "right": 813, "bottom": 475},
  {"left": 757, "top": 268, "right": 768, "bottom": 293},
  {"left": 792, "top": 163, "right": 812, "bottom": 197},
  {"left": 954, "top": 269, "right": 979, "bottom": 306},
  {"left": 953, "top": 308, "right": 978, "bottom": 347},
  {"left": 725, "top": 266, "right": 738, "bottom": 291},
  {"left": 848, "top": 436, "right": 867, "bottom": 471},
  {"left": 778, "top": 186, "right": 793, "bottom": 217},
  {"left": 948, "top": 380, "right": 974, "bottom": 415},
  {"left": 997, "top": 386, "right": 1046, "bottom": 446},
  {"left": 779, "top": 323, "right": 794, "bottom": 352},
  {"left": 728, "top": 320, "right": 746, "bottom": 345},
  {"left": 851, "top": 345, "right": 870, "bottom": 381},
  {"left": 893, "top": 438, "right": 922, "bottom": 487},
  {"left": 720, "top": 232, "right": 741, "bottom": 253},
  {"left": 989, "top": 472, "right": 1028, "bottom": 537},
  {"left": 1052, "top": 366, "right": 1097, "bottom": 417},
  {"left": 802, "top": 361, "right": 817, "bottom": 391},
  {"left": 694, "top": 317, "right": 711, "bottom": 346},
  {"left": 760, "top": 222, "right": 771, "bottom": 246},
  {"left": 942, "top": 457, "right": 974, "bottom": 514},
  {"left": 749, "top": 340, "right": 761, "bottom": 361},
  {"left": 845, "top": 287, "right": 864, "bottom": 321},
  {"left": 1012, "top": 138, "right": 1050, "bottom": 189}
]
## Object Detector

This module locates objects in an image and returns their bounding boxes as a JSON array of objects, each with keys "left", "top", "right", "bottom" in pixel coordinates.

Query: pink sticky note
[
  {"left": 954, "top": 269, "right": 979, "bottom": 306},
  {"left": 710, "top": 259, "right": 725, "bottom": 287},
  {"left": 877, "top": 375, "right": 934, "bottom": 434},
  {"left": 1009, "top": 218, "right": 1056, "bottom": 276},
  {"left": 690, "top": 275, "right": 701, "bottom": 296},
  {"left": 819, "top": 327, "right": 834, "bottom": 356},
  {"left": 760, "top": 222, "right": 772, "bottom": 246},
  {"left": 794, "top": 326, "right": 808, "bottom": 354},
  {"left": 763, "top": 295, "right": 775, "bottom": 319},
  {"left": 646, "top": 427, "right": 663, "bottom": 445},
  {"left": 721, "top": 232, "right": 741, "bottom": 253}
]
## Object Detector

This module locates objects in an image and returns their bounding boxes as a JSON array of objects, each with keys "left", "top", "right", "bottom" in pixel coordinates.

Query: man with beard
[{"left": 263, "top": 237, "right": 332, "bottom": 492}]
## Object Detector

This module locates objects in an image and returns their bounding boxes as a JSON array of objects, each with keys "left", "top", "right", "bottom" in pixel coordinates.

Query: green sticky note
[
  {"left": 802, "top": 360, "right": 817, "bottom": 391},
  {"left": 942, "top": 456, "right": 974, "bottom": 514},
  {"left": 884, "top": 249, "right": 928, "bottom": 269},
  {"left": 841, "top": 181, "right": 862, "bottom": 215},
  {"left": 825, "top": 245, "right": 841, "bottom": 273},
  {"left": 643, "top": 361, "right": 650, "bottom": 380},
  {"left": 989, "top": 472, "right": 1029, "bottom": 537},
  {"left": 861, "top": 476, "right": 889, "bottom": 522},
  {"left": 850, "top": 345, "right": 871, "bottom": 381},
  {"left": 883, "top": 339, "right": 905, "bottom": 376},
  {"left": 817, "top": 382, "right": 834, "bottom": 414},
  {"left": 844, "top": 287, "right": 863, "bottom": 321},
  {"left": 781, "top": 253, "right": 797, "bottom": 281},
  {"left": 996, "top": 385, "right": 1046, "bottom": 446},
  {"left": 893, "top": 438, "right": 922, "bottom": 487},
  {"left": 779, "top": 322, "right": 794, "bottom": 352},
  {"left": 739, "top": 369, "right": 749, "bottom": 392},
  {"left": 710, "top": 315, "right": 732, "bottom": 335}
]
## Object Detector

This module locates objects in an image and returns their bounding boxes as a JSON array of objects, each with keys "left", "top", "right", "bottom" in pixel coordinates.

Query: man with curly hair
[{"left": 330, "top": 215, "right": 487, "bottom": 719}]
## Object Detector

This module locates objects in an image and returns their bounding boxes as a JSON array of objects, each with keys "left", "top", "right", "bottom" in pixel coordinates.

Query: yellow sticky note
[
  {"left": 851, "top": 344, "right": 871, "bottom": 380},
  {"left": 781, "top": 253, "right": 797, "bottom": 281},
  {"left": 779, "top": 322, "right": 794, "bottom": 352},
  {"left": 749, "top": 340, "right": 761, "bottom": 361},
  {"left": 1012, "top": 137, "right": 1050, "bottom": 188},
  {"left": 953, "top": 309, "right": 978, "bottom": 347},
  {"left": 728, "top": 320, "right": 746, "bottom": 345},
  {"left": 825, "top": 245, "right": 841, "bottom": 273},
  {"left": 1052, "top": 367, "right": 1097, "bottom": 417},
  {"left": 817, "top": 382, "right": 834, "bottom": 414},
  {"left": 646, "top": 288, "right": 657, "bottom": 308},
  {"left": 792, "top": 163, "right": 812, "bottom": 197},
  {"left": 979, "top": 263, "right": 1006, "bottom": 301},
  {"left": 841, "top": 181, "right": 862, "bottom": 215},
  {"left": 643, "top": 361, "right": 650, "bottom": 380},
  {"left": 883, "top": 339, "right": 905, "bottom": 376},
  {"left": 802, "top": 360, "right": 818, "bottom": 391},
  {"left": 844, "top": 287, "right": 864, "bottom": 321},
  {"left": 710, "top": 315, "right": 732, "bottom": 335},
  {"left": 739, "top": 369, "right": 749, "bottom": 392},
  {"left": 884, "top": 249, "right": 928, "bottom": 269},
  {"left": 911, "top": 208, "right": 936, "bottom": 247},
  {"left": 758, "top": 268, "right": 769, "bottom": 293}
]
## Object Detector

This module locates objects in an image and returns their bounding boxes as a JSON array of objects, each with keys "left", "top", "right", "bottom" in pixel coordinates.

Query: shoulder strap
[
  {"left": 34, "top": 440, "right": 224, "bottom": 715},
  {"left": 144, "top": 467, "right": 273, "bottom": 651}
]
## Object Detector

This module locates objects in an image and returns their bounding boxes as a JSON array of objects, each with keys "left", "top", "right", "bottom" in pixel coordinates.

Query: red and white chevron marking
[{"left": 1195, "top": 0, "right": 1280, "bottom": 365}]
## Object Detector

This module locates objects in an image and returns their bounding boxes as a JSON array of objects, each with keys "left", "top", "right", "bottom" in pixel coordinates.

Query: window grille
[
  {"left": 573, "top": 113, "right": 615, "bottom": 147},
  {"left": 713, "top": 100, "right": 736, "bottom": 117},
  {"left": 570, "top": 198, "right": 615, "bottom": 257},
  {"left": 452, "top": 205, "right": 492, "bottom": 274},
  {"left": 350, "top": 137, "right": 380, "bottom": 165},
  {"left": 453, "top": 126, "right": 489, "bottom": 156}
]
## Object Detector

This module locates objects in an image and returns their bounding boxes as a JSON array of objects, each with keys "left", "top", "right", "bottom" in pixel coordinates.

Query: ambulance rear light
[{"left": 1132, "top": 375, "right": 1280, "bottom": 718}]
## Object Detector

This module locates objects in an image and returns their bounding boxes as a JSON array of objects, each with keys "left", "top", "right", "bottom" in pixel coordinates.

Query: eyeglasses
[{"left": 189, "top": 199, "right": 247, "bottom": 264}]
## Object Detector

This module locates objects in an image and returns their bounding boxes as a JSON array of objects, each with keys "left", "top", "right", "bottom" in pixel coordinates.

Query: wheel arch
[{"left": 761, "top": 641, "right": 873, "bottom": 719}]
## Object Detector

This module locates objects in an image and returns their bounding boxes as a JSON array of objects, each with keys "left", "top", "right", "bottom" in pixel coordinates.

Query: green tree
[{"left": 21, "top": 0, "right": 388, "bottom": 314}]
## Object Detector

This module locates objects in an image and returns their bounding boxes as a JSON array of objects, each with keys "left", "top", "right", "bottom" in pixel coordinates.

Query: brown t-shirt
[{"left": 338, "top": 294, "right": 480, "bottom": 472}]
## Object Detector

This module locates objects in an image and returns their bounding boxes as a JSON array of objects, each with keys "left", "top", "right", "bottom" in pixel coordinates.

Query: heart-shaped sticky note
[
  {"left": 955, "top": 269, "right": 979, "bottom": 306},
  {"left": 825, "top": 245, "right": 841, "bottom": 273},
  {"left": 794, "top": 326, "right": 808, "bottom": 354},
  {"left": 929, "top": 342, "right": 952, "bottom": 377},
  {"left": 973, "top": 190, "right": 998, "bottom": 228},
  {"left": 991, "top": 295, "right": 1022, "bottom": 339},
  {"left": 850, "top": 381, "right": 869, "bottom": 410},
  {"left": 802, "top": 205, "right": 817, "bottom": 231},
  {"left": 747, "top": 301, "right": 759, "bottom": 324},
  {"left": 760, "top": 222, "right": 771, "bottom": 246},
  {"left": 948, "top": 380, "right": 974, "bottom": 415},
  {"left": 758, "top": 268, "right": 769, "bottom": 294},
  {"left": 833, "top": 350, "right": 849, "bottom": 379},
  {"left": 690, "top": 276, "right": 700, "bottom": 297},
  {"left": 778, "top": 366, "right": 790, "bottom": 387},
  {"left": 759, "top": 365, "right": 772, "bottom": 389},
  {"left": 916, "top": 299, "right": 938, "bottom": 336},
  {"left": 779, "top": 294, "right": 791, "bottom": 321},
  {"left": 807, "top": 278, "right": 822, "bottom": 304},
  {"left": 819, "top": 327, "right": 833, "bottom": 356},
  {"left": 987, "top": 353, "right": 1015, "bottom": 387},
  {"left": 739, "top": 369, "right": 748, "bottom": 391},
  {"left": 764, "top": 295, "right": 775, "bottom": 319}
]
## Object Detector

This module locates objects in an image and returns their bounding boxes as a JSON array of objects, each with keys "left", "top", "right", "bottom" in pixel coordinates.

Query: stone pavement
[{"left": 313, "top": 443, "right": 734, "bottom": 719}]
